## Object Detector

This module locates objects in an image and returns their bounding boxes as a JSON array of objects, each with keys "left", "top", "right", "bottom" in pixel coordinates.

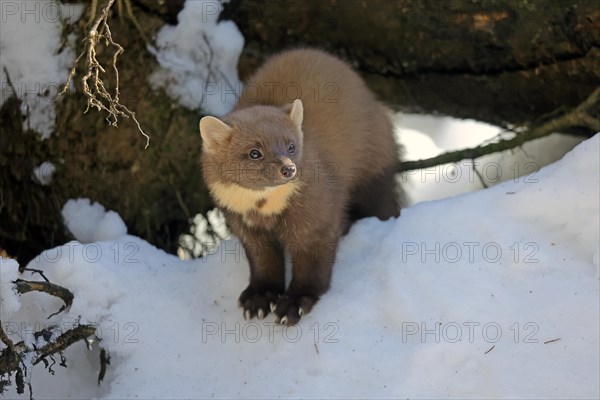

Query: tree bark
[{"left": 222, "top": 0, "right": 600, "bottom": 130}]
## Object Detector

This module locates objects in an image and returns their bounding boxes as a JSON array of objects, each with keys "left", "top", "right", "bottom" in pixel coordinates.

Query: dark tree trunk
[{"left": 222, "top": 0, "right": 600, "bottom": 130}]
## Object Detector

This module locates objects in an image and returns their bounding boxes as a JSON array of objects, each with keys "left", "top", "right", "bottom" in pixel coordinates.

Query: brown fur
[{"left": 199, "top": 49, "right": 401, "bottom": 325}]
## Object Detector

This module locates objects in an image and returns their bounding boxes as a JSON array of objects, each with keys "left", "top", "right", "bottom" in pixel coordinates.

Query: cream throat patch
[{"left": 208, "top": 180, "right": 302, "bottom": 216}]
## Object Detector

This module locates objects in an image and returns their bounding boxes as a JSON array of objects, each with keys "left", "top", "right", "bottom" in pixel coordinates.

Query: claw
[
  {"left": 299, "top": 307, "right": 304, "bottom": 317},
  {"left": 244, "top": 309, "right": 251, "bottom": 321},
  {"left": 270, "top": 303, "right": 277, "bottom": 312},
  {"left": 258, "top": 309, "right": 265, "bottom": 319},
  {"left": 280, "top": 316, "right": 288, "bottom": 325}
]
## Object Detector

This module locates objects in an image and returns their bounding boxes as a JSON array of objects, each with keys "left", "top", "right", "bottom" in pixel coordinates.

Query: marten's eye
[
  {"left": 249, "top": 149, "right": 263, "bottom": 160},
  {"left": 288, "top": 143, "right": 296, "bottom": 154}
]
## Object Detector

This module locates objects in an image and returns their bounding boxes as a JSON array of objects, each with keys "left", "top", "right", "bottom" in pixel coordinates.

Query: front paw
[
  {"left": 238, "top": 287, "right": 281, "bottom": 320},
  {"left": 272, "top": 294, "right": 318, "bottom": 326}
]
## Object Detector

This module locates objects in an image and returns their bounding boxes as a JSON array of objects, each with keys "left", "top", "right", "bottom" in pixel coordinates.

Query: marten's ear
[
  {"left": 284, "top": 99, "right": 303, "bottom": 131},
  {"left": 199, "top": 116, "right": 232, "bottom": 153}
]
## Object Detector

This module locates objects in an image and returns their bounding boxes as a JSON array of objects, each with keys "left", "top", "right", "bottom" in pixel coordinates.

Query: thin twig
[
  {"left": 22, "top": 268, "right": 50, "bottom": 283},
  {"left": 0, "top": 322, "right": 14, "bottom": 349},
  {"left": 2, "top": 67, "right": 17, "bottom": 97},
  {"left": 175, "top": 189, "right": 191, "bottom": 220},
  {"left": 544, "top": 338, "right": 561, "bottom": 344},
  {"left": 200, "top": 33, "right": 215, "bottom": 107},
  {"left": 471, "top": 160, "right": 488, "bottom": 188},
  {"left": 123, "top": 0, "right": 148, "bottom": 42},
  {"left": 86, "top": 0, "right": 98, "bottom": 27}
]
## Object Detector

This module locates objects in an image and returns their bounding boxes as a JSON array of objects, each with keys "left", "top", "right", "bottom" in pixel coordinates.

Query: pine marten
[{"left": 199, "top": 49, "right": 401, "bottom": 325}]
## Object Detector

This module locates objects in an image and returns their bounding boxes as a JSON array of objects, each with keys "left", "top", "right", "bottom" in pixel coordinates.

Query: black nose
[{"left": 281, "top": 164, "right": 296, "bottom": 179}]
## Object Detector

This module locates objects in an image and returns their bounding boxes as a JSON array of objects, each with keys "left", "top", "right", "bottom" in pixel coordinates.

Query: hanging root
[{"left": 60, "top": 0, "right": 150, "bottom": 148}]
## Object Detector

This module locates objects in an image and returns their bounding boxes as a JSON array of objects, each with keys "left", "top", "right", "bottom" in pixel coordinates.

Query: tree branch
[
  {"left": 0, "top": 277, "right": 97, "bottom": 393},
  {"left": 398, "top": 87, "right": 600, "bottom": 172},
  {"left": 15, "top": 279, "right": 73, "bottom": 319},
  {"left": 0, "top": 322, "right": 14, "bottom": 350},
  {"left": 0, "top": 324, "right": 96, "bottom": 376},
  {"left": 33, "top": 325, "right": 97, "bottom": 367}
]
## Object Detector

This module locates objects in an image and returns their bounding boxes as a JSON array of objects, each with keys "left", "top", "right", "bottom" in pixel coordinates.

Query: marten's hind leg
[{"left": 348, "top": 169, "right": 401, "bottom": 223}]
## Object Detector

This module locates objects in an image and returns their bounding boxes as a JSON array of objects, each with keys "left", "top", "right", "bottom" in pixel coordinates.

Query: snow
[
  {"left": 0, "top": 258, "right": 21, "bottom": 318},
  {"left": 0, "top": 1, "right": 84, "bottom": 138},
  {"left": 32, "top": 161, "right": 56, "bottom": 186},
  {"left": 2, "top": 135, "right": 598, "bottom": 399},
  {"left": 394, "top": 113, "right": 585, "bottom": 205},
  {"left": 148, "top": 0, "right": 244, "bottom": 116},
  {"left": 178, "top": 208, "right": 231, "bottom": 259},
  {"left": 395, "top": 112, "right": 503, "bottom": 151},
  {"left": 61, "top": 198, "right": 127, "bottom": 243}
]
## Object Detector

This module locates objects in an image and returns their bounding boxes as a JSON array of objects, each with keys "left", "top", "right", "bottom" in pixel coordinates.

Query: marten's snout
[{"left": 281, "top": 164, "right": 296, "bottom": 179}]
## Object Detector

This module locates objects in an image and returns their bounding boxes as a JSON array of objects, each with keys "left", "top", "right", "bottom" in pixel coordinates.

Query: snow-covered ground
[{"left": 2, "top": 135, "right": 598, "bottom": 399}]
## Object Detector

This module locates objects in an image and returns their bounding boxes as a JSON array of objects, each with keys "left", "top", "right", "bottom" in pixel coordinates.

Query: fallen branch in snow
[
  {"left": 0, "top": 277, "right": 98, "bottom": 396},
  {"left": 15, "top": 279, "right": 74, "bottom": 319},
  {"left": 0, "top": 324, "right": 14, "bottom": 350},
  {"left": 398, "top": 87, "right": 600, "bottom": 172},
  {"left": 0, "top": 324, "right": 96, "bottom": 392},
  {"left": 31, "top": 325, "right": 97, "bottom": 367},
  {"left": 60, "top": 0, "right": 150, "bottom": 148}
]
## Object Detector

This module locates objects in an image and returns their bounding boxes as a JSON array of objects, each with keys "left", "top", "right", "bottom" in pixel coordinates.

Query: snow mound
[
  {"left": 3, "top": 135, "right": 598, "bottom": 399},
  {"left": 62, "top": 199, "right": 127, "bottom": 243},
  {"left": 148, "top": 0, "right": 244, "bottom": 116}
]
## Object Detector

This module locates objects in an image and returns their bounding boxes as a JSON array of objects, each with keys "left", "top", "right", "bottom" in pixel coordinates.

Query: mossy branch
[
  {"left": 60, "top": 0, "right": 150, "bottom": 148},
  {"left": 398, "top": 87, "right": 600, "bottom": 172}
]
